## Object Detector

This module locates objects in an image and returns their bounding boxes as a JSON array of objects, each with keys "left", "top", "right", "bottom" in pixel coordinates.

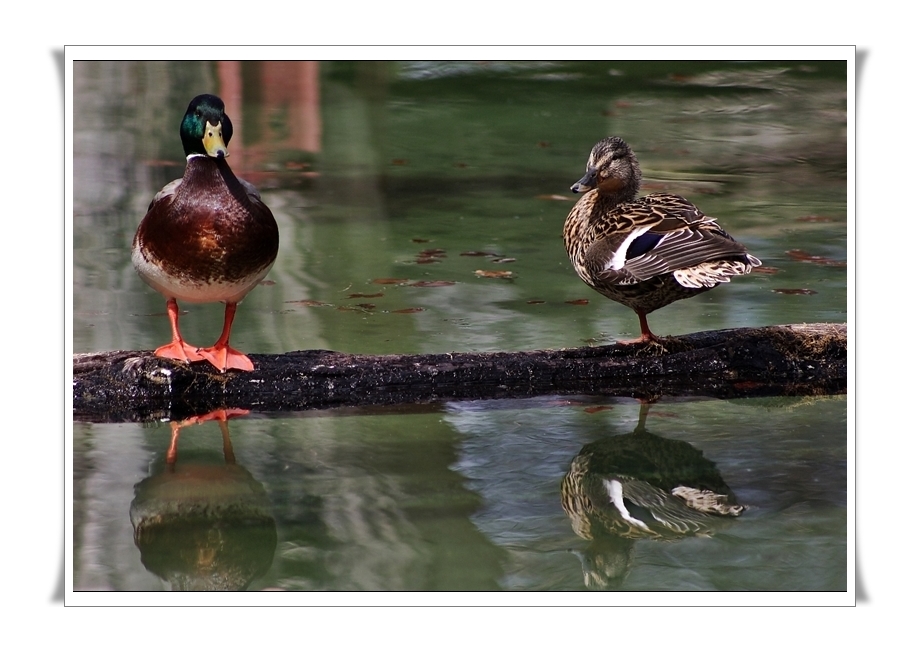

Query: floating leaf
[
  {"left": 461, "top": 250, "right": 500, "bottom": 257},
  {"left": 772, "top": 288, "right": 817, "bottom": 295},
  {"left": 785, "top": 249, "right": 846, "bottom": 267},
  {"left": 354, "top": 303, "right": 377, "bottom": 310},
  {"left": 526, "top": 299, "right": 545, "bottom": 305},
  {"left": 285, "top": 299, "right": 333, "bottom": 307},
  {"left": 752, "top": 266, "right": 780, "bottom": 274},
  {"left": 347, "top": 292, "right": 384, "bottom": 298},
  {"left": 372, "top": 278, "right": 408, "bottom": 285},
  {"left": 566, "top": 299, "right": 590, "bottom": 305},
  {"left": 391, "top": 158, "right": 408, "bottom": 166},
  {"left": 786, "top": 249, "right": 823, "bottom": 261},
  {"left": 411, "top": 238, "right": 431, "bottom": 243},
  {"left": 392, "top": 307, "right": 425, "bottom": 314},
  {"left": 415, "top": 248, "right": 448, "bottom": 264},
  {"left": 474, "top": 269, "right": 514, "bottom": 279},
  {"left": 584, "top": 406, "right": 613, "bottom": 414},
  {"left": 492, "top": 257, "right": 516, "bottom": 264},
  {"left": 408, "top": 280, "right": 456, "bottom": 287}
]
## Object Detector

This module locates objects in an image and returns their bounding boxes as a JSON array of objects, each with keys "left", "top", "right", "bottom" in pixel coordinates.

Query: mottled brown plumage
[
  {"left": 561, "top": 431, "right": 744, "bottom": 542},
  {"left": 564, "top": 136, "right": 761, "bottom": 341},
  {"left": 132, "top": 94, "right": 279, "bottom": 372},
  {"left": 559, "top": 403, "right": 744, "bottom": 588}
]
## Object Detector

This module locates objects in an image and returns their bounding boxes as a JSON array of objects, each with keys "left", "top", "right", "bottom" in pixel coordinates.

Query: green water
[{"left": 71, "top": 60, "right": 848, "bottom": 593}]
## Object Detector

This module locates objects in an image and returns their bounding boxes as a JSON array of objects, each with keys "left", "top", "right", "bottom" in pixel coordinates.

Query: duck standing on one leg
[
  {"left": 563, "top": 136, "right": 761, "bottom": 343},
  {"left": 132, "top": 94, "right": 279, "bottom": 372}
]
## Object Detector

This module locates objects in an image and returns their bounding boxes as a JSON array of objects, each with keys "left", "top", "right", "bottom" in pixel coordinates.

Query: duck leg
[
  {"left": 165, "top": 408, "right": 250, "bottom": 466},
  {"left": 165, "top": 420, "right": 182, "bottom": 466},
  {"left": 154, "top": 298, "right": 205, "bottom": 363},
  {"left": 197, "top": 302, "right": 254, "bottom": 372},
  {"left": 617, "top": 310, "right": 661, "bottom": 345},
  {"left": 636, "top": 310, "right": 657, "bottom": 342}
]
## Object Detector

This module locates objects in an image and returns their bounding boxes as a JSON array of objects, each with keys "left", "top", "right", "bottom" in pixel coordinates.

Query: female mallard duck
[
  {"left": 561, "top": 417, "right": 745, "bottom": 543},
  {"left": 564, "top": 136, "right": 761, "bottom": 342},
  {"left": 560, "top": 404, "right": 744, "bottom": 588},
  {"left": 132, "top": 94, "right": 279, "bottom": 372}
]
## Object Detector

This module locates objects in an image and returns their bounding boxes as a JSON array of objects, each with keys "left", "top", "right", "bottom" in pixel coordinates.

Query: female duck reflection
[
  {"left": 129, "top": 409, "right": 277, "bottom": 591},
  {"left": 561, "top": 403, "right": 744, "bottom": 589}
]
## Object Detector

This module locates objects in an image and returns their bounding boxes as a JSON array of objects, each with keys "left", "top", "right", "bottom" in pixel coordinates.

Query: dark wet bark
[{"left": 73, "top": 323, "right": 846, "bottom": 423}]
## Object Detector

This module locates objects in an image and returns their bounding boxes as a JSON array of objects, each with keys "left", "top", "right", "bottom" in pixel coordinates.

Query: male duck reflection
[
  {"left": 132, "top": 94, "right": 279, "bottom": 372},
  {"left": 130, "top": 408, "right": 277, "bottom": 591},
  {"left": 564, "top": 136, "right": 761, "bottom": 342}
]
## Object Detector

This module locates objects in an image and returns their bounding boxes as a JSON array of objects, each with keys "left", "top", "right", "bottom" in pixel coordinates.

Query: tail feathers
[{"left": 673, "top": 256, "right": 760, "bottom": 289}]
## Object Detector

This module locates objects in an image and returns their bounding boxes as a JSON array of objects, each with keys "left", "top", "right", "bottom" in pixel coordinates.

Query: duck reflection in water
[
  {"left": 130, "top": 409, "right": 277, "bottom": 591},
  {"left": 561, "top": 403, "right": 744, "bottom": 589}
]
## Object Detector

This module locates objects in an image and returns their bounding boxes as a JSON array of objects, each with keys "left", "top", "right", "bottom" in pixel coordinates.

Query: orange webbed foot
[
  {"left": 197, "top": 344, "right": 255, "bottom": 372},
  {"left": 154, "top": 298, "right": 204, "bottom": 363},
  {"left": 185, "top": 407, "right": 251, "bottom": 425},
  {"left": 154, "top": 340, "right": 206, "bottom": 363},
  {"left": 618, "top": 333, "right": 662, "bottom": 345}
]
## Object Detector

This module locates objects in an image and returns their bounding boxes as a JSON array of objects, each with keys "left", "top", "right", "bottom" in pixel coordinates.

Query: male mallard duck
[
  {"left": 564, "top": 136, "right": 761, "bottom": 342},
  {"left": 132, "top": 94, "right": 279, "bottom": 372}
]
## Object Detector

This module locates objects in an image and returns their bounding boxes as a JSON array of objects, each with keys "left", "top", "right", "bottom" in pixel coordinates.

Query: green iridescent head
[{"left": 180, "top": 94, "right": 234, "bottom": 158}]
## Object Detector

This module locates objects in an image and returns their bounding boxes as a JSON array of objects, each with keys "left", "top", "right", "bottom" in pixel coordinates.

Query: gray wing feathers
[
  {"left": 596, "top": 227, "right": 753, "bottom": 284},
  {"left": 148, "top": 178, "right": 183, "bottom": 211}
]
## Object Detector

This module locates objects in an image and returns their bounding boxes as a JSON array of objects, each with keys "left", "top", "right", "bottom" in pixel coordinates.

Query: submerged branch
[{"left": 73, "top": 323, "right": 846, "bottom": 423}]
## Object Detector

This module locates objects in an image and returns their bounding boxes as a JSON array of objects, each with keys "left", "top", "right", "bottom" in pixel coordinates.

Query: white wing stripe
[{"left": 608, "top": 224, "right": 652, "bottom": 271}]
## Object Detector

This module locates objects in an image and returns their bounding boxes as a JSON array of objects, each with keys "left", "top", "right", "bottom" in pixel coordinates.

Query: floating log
[{"left": 72, "top": 323, "right": 846, "bottom": 423}]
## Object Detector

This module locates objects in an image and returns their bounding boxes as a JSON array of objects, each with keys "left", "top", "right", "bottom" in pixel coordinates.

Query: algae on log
[{"left": 72, "top": 323, "right": 847, "bottom": 423}]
